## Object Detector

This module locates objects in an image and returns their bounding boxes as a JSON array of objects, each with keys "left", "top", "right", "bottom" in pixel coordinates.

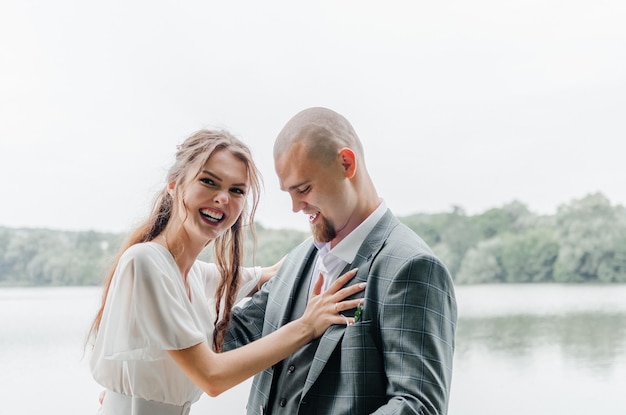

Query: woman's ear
[
  {"left": 167, "top": 180, "right": 176, "bottom": 197},
  {"left": 338, "top": 148, "right": 357, "bottom": 179}
]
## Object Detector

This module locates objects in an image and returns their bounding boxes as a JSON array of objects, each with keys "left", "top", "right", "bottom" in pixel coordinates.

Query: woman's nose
[{"left": 214, "top": 190, "right": 229, "bottom": 204}]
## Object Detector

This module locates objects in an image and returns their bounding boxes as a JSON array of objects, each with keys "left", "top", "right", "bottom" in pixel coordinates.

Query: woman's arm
[{"left": 169, "top": 268, "right": 364, "bottom": 397}]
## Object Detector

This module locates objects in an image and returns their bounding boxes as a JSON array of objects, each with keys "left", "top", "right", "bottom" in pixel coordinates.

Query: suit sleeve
[
  {"left": 222, "top": 276, "right": 274, "bottom": 351},
  {"left": 374, "top": 254, "right": 457, "bottom": 415},
  {"left": 222, "top": 237, "right": 315, "bottom": 353}
]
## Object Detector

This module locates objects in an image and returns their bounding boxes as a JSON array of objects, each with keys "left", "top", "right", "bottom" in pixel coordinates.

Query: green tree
[
  {"left": 456, "top": 238, "right": 504, "bottom": 284},
  {"left": 597, "top": 235, "right": 626, "bottom": 283},
  {"left": 403, "top": 207, "right": 481, "bottom": 277},
  {"left": 499, "top": 229, "right": 559, "bottom": 283},
  {"left": 553, "top": 193, "right": 626, "bottom": 282},
  {"left": 473, "top": 201, "right": 531, "bottom": 239}
]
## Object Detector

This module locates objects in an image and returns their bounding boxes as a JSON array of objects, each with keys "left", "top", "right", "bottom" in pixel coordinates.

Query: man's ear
[{"left": 338, "top": 148, "right": 357, "bottom": 179}]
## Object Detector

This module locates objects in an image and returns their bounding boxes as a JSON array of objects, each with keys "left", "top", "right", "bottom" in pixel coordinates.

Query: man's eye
[{"left": 298, "top": 186, "right": 310, "bottom": 194}]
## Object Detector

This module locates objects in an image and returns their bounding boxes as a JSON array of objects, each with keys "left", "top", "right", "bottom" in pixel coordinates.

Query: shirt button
[
  {"left": 287, "top": 365, "right": 295, "bottom": 373},
  {"left": 279, "top": 398, "right": 287, "bottom": 407}
]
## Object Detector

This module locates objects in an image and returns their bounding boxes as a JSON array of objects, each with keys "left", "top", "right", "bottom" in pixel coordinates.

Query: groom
[{"left": 224, "top": 107, "right": 457, "bottom": 414}]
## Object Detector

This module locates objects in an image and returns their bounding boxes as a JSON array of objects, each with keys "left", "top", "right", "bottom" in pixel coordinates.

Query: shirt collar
[{"left": 313, "top": 199, "right": 387, "bottom": 264}]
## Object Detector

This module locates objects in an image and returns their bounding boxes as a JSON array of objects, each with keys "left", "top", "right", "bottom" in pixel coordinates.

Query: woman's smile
[{"left": 200, "top": 208, "right": 225, "bottom": 224}]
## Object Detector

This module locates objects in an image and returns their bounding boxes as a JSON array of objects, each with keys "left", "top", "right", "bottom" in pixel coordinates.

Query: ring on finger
[{"left": 334, "top": 303, "right": 340, "bottom": 313}]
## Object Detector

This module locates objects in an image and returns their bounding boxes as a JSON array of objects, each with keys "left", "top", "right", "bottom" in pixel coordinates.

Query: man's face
[{"left": 275, "top": 142, "right": 351, "bottom": 244}]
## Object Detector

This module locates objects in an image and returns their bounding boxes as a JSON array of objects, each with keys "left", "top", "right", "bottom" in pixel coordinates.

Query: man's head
[{"left": 274, "top": 107, "right": 379, "bottom": 246}]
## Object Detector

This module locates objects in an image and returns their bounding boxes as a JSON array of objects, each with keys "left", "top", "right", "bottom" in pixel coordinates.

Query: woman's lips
[{"left": 200, "top": 208, "right": 224, "bottom": 223}]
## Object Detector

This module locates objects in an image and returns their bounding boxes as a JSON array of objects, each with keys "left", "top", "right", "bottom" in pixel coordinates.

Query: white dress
[{"left": 90, "top": 242, "right": 261, "bottom": 407}]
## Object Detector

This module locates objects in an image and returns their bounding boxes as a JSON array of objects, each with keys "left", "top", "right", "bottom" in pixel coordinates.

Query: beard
[{"left": 311, "top": 214, "right": 337, "bottom": 243}]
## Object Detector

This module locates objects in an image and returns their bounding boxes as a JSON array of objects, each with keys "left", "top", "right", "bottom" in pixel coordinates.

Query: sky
[{"left": 1, "top": 0, "right": 625, "bottom": 233}]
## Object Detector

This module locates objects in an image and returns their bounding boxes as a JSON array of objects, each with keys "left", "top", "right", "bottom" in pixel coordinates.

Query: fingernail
[
  {"left": 358, "top": 283, "right": 366, "bottom": 288},
  {"left": 352, "top": 268, "right": 358, "bottom": 273}
]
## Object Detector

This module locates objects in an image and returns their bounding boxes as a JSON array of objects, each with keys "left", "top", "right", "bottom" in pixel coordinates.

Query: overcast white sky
[{"left": 1, "top": 0, "right": 624, "bottom": 233}]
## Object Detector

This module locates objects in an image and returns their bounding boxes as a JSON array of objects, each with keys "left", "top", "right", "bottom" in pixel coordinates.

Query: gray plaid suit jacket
[{"left": 224, "top": 210, "right": 457, "bottom": 414}]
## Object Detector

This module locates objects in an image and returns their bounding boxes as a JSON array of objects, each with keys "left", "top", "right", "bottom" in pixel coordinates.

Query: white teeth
[
  {"left": 201, "top": 209, "right": 223, "bottom": 222},
  {"left": 309, "top": 212, "right": 319, "bottom": 223}
]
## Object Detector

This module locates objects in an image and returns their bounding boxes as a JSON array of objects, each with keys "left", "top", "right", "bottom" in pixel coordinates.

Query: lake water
[{"left": 1, "top": 284, "right": 625, "bottom": 414}]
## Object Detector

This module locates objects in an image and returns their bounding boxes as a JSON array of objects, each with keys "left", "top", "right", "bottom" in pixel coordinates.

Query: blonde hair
[{"left": 87, "top": 129, "right": 262, "bottom": 351}]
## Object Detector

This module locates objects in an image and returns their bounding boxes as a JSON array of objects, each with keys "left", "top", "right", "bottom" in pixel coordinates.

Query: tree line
[
  {"left": 404, "top": 192, "right": 626, "bottom": 283},
  {"left": 1, "top": 192, "right": 624, "bottom": 286}
]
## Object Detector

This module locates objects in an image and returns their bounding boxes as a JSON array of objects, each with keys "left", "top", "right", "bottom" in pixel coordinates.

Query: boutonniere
[{"left": 354, "top": 302, "right": 363, "bottom": 323}]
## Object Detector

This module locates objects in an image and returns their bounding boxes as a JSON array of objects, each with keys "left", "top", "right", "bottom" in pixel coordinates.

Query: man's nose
[{"left": 291, "top": 196, "right": 304, "bottom": 213}]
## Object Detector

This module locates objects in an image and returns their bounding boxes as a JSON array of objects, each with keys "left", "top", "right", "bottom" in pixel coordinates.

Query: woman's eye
[
  {"left": 231, "top": 188, "right": 246, "bottom": 196},
  {"left": 200, "top": 178, "right": 215, "bottom": 186}
]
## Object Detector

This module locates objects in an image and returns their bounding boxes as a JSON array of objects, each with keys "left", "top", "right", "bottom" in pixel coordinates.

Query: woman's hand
[
  {"left": 167, "top": 268, "right": 365, "bottom": 397},
  {"left": 300, "top": 268, "right": 365, "bottom": 339}
]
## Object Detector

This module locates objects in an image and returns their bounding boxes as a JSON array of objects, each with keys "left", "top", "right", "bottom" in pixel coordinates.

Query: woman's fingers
[
  {"left": 334, "top": 298, "right": 363, "bottom": 313},
  {"left": 319, "top": 268, "right": 365, "bottom": 307},
  {"left": 310, "top": 269, "right": 360, "bottom": 298},
  {"left": 319, "top": 268, "right": 360, "bottom": 295},
  {"left": 331, "top": 268, "right": 359, "bottom": 288},
  {"left": 332, "top": 299, "right": 364, "bottom": 326},
  {"left": 331, "top": 281, "right": 366, "bottom": 304},
  {"left": 311, "top": 272, "right": 324, "bottom": 296},
  {"left": 309, "top": 268, "right": 364, "bottom": 321}
]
